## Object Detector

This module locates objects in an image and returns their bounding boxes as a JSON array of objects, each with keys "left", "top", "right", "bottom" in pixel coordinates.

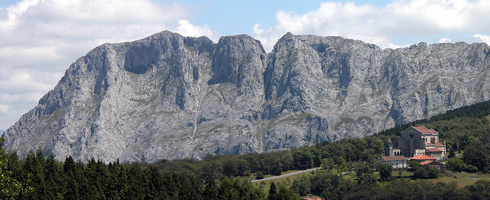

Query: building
[
  {"left": 411, "top": 155, "right": 444, "bottom": 170},
  {"left": 385, "top": 138, "right": 401, "bottom": 156},
  {"left": 410, "top": 154, "right": 436, "bottom": 163},
  {"left": 378, "top": 156, "right": 409, "bottom": 169},
  {"left": 386, "top": 126, "right": 447, "bottom": 160},
  {"left": 419, "top": 161, "right": 444, "bottom": 170},
  {"left": 303, "top": 196, "right": 323, "bottom": 200}
]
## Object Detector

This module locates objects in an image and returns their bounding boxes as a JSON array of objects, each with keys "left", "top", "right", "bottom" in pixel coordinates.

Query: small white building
[{"left": 378, "top": 156, "right": 409, "bottom": 169}]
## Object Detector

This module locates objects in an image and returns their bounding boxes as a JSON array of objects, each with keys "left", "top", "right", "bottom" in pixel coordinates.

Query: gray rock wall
[{"left": 4, "top": 31, "right": 490, "bottom": 162}]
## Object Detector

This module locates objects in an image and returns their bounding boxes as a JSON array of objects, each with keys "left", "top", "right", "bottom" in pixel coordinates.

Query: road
[{"left": 251, "top": 167, "right": 322, "bottom": 183}]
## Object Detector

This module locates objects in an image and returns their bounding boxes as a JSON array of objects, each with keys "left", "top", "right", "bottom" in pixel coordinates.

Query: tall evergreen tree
[{"left": 268, "top": 182, "right": 278, "bottom": 200}]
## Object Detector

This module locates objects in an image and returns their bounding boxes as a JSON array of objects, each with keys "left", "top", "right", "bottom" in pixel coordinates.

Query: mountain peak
[{"left": 3, "top": 31, "right": 490, "bottom": 162}]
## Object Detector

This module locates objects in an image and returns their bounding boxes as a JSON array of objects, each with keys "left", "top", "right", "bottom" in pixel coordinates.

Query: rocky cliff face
[{"left": 4, "top": 31, "right": 490, "bottom": 162}]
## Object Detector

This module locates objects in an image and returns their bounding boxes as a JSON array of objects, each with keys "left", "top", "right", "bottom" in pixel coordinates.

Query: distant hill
[
  {"left": 379, "top": 99, "right": 490, "bottom": 136},
  {"left": 379, "top": 99, "right": 490, "bottom": 152}
]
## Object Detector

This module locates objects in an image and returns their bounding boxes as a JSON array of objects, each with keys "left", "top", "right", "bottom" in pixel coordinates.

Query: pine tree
[
  {"left": 268, "top": 182, "right": 278, "bottom": 200},
  {"left": 63, "top": 156, "right": 79, "bottom": 200}
]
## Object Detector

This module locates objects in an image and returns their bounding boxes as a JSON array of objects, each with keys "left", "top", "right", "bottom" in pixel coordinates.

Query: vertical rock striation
[{"left": 4, "top": 31, "right": 490, "bottom": 162}]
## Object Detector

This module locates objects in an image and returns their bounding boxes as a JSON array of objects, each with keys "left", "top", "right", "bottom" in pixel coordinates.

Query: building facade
[
  {"left": 386, "top": 126, "right": 447, "bottom": 160},
  {"left": 378, "top": 156, "right": 409, "bottom": 169}
]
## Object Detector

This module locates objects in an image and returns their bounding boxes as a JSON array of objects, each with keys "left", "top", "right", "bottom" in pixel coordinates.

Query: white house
[{"left": 378, "top": 156, "right": 409, "bottom": 169}]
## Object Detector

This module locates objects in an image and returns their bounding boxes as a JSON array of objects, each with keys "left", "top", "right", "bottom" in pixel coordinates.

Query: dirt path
[{"left": 251, "top": 167, "right": 322, "bottom": 183}]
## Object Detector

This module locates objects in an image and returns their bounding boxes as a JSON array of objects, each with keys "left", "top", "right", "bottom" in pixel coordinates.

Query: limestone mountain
[{"left": 4, "top": 31, "right": 490, "bottom": 162}]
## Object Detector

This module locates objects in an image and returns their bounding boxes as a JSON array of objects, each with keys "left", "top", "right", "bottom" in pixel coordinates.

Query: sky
[{"left": 1, "top": 0, "right": 490, "bottom": 130}]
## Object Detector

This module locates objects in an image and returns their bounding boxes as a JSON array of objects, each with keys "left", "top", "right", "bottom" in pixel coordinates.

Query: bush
[
  {"left": 256, "top": 172, "right": 264, "bottom": 180},
  {"left": 446, "top": 158, "right": 465, "bottom": 172},
  {"left": 465, "top": 165, "right": 478, "bottom": 173},
  {"left": 290, "top": 177, "right": 311, "bottom": 196},
  {"left": 377, "top": 163, "right": 393, "bottom": 181},
  {"left": 413, "top": 165, "right": 439, "bottom": 179}
]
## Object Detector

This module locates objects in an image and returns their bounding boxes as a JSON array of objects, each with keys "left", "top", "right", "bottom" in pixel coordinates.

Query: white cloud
[
  {"left": 252, "top": 0, "right": 490, "bottom": 51},
  {"left": 0, "top": 104, "right": 9, "bottom": 113},
  {"left": 439, "top": 38, "right": 451, "bottom": 43},
  {"left": 473, "top": 34, "right": 490, "bottom": 44},
  {"left": 0, "top": 0, "right": 216, "bottom": 129},
  {"left": 0, "top": 71, "right": 52, "bottom": 91},
  {"left": 176, "top": 20, "right": 217, "bottom": 41},
  {"left": 1, "top": 93, "right": 46, "bottom": 103}
]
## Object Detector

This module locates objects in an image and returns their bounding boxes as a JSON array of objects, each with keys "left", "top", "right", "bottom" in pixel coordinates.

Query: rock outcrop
[{"left": 4, "top": 31, "right": 490, "bottom": 162}]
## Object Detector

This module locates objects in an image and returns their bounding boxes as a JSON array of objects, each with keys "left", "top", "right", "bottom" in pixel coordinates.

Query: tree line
[{"left": 1, "top": 148, "right": 270, "bottom": 199}]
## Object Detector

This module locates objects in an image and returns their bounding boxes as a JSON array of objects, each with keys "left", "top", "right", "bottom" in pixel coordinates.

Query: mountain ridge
[{"left": 3, "top": 31, "right": 490, "bottom": 162}]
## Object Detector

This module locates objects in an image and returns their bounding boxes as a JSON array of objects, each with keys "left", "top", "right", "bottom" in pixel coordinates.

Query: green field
[
  {"left": 430, "top": 172, "right": 490, "bottom": 188},
  {"left": 248, "top": 169, "right": 321, "bottom": 193},
  {"left": 245, "top": 168, "right": 490, "bottom": 193}
]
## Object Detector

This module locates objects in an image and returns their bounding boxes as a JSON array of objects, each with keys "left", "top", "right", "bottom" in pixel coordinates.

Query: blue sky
[
  {"left": 1, "top": 0, "right": 490, "bottom": 130},
  {"left": 176, "top": 0, "right": 389, "bottom": 35}
]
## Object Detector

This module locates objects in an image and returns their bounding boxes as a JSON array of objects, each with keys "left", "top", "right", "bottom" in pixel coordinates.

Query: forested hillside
[{"left": 1, "top": 99, "right": 490, "bottom": 199}]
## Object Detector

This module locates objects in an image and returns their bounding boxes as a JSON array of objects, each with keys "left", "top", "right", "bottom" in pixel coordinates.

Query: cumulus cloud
[
  {"left": 439, "top": 38, "right": 451, "bottom": 43},
  {"left": 252, "top": 0, "right": 490, "bottom": 51},
  {"left": 473, "top": 34, "right": 490, "bottom": 44},
  {"left": 176, "top": 20, "right": 217, "bottom": 41},
  {"left": 0, "top": 0, "right": 216, "bottom": 129}
]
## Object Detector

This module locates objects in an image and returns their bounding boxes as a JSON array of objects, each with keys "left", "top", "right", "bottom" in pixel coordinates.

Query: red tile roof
[
  {"left": 412, "top": 126, "right": 438, "bottom": 135},
  {"left": 427, "top": 142, "right": 445, "bottom": 147},
  {"left": 303, "top": 197, "right": 324, "bottom": 200},
  {"left": 381, "top": 156, "right": 409, "bottom": 161},
  {"left": 413, "top": 126, "right": 432, "bottom": 134},
  {"left": 426, "top": 148, "right": 442, "bottom": 152},
  {"left": 411, "top": 155, "right": 436, "bottom": 160},
  {"left": 429, "top": 129, "right": 439, "bottom": 135},
  {"left": 420, "top": 161, "right": 443, "bottom": 167},
  {"left": 419, "top": 160, "right": 434, "bottom": 165}
]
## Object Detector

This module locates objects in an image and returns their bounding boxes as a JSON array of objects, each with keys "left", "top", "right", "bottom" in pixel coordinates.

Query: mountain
[
  {"left": 0, "top": 130, "right": 4, "bottom": 136},
  {"left": 3, "top": 31, "right": 490, "bottom": 162}
]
